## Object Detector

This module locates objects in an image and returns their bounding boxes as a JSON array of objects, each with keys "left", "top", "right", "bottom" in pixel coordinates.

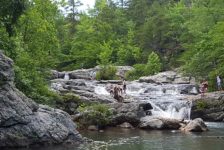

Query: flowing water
[
  {"left": 78, "top": 122, "right": 224, "bottom": 150},
  {"left": 13, "top": 122, "right": 224, "bottom": 150},
  {"left": 64, "top": 73, "right": 70, "bottom": 80},
  {"left": 94, "top": 81, "right": 192, "bottom": 120},
  {"left": 48, "top": 79, "right": 224, "bottom": 150}
]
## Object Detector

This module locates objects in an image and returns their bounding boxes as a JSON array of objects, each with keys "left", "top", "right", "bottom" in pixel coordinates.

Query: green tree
[
  {"left": 145, "top": 52, "right": 162, "bottom": 75},
  {"left": 0, "top": 0, "right": 27, "bottom": 36}
]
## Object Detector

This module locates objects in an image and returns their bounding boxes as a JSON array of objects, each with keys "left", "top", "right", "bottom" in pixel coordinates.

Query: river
[{"left": 10, "top": 122, "right": 224, "bottom": 150}]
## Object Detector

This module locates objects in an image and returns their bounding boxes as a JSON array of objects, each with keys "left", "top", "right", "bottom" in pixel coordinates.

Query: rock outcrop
[
  {"left": 139, "top": 116, "right": 182, "bottom": 130},
  {"left": 0, "top": 51, "right": 83, "bottom": 148},
  {"left": 139, "top": 71, "right": 195, "bottom": 85},
  {"left": 51, "top": 79, "right": 115, "bottom": 104},
  {"left": 50, "top": 66, "right": 134, "bottom": 80},
  {"left": 181, "top": 118, "right": 208, "bottom": 132},
  {"left": 139, "top": 71, "right": 199, "bottom": 95},
  {"left": 108, "top": 102, "right": 153, "bottom": 127},
  {"left": 190, "top": 92, "right": 224, "bottom": 121}
]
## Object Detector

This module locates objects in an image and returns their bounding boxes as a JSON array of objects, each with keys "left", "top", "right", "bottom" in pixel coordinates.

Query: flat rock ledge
[{"left": 0, "top": 51, "right": 83, "bottom": 148}]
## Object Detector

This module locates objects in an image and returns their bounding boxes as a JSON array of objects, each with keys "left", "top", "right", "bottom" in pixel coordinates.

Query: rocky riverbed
[{"left": 50, "top": 67, "right": 216, "bottom": 132}]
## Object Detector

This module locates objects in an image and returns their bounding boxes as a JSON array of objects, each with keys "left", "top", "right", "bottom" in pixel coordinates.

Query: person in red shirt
[{"left": 200, "top": 80, "right": 208, "bottom": 97}]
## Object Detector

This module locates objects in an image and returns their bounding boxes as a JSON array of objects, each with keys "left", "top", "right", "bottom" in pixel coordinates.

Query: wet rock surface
[
  {"left": 50, "top": 66, "right": 219, "bottom": 129},
  {"left": 108, "top": 102, "right": 153, "bottom": 127},
  {"left": 190, "top": 92, "right": 224, "bottom": 122},
  {"left": 181, "top": 118, "right": 208, "bottom": 132},
  {"left": 139, "top": 116, "right": 182, "bottom": 130},
  {"left": 0, "top": 51, "right": 83, "bottom": 148}
]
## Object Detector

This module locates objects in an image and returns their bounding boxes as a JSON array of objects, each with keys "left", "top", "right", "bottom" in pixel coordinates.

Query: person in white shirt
[{"left": 216, "top": 75, "right": 222, "bottom": 91}]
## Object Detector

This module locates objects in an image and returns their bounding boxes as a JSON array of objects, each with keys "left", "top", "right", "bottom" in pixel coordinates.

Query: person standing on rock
[
  {"left": 200, "top": 80, "right": 208, "bottom": 97},
  {"left": 122, "top": 79, "right": 127, "bottom": 94},
  {"left": 216, "top": 75, "right": 222, "bottom": 91}
]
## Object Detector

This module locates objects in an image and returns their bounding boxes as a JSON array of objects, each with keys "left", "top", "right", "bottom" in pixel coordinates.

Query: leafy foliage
[
  {"left": 126, "top": 52, "right": 161, "bottom": 80},
  {"left": 1, "top": 0, "right": 224, "bottom": 106},
  {"left": 96, "top": 65, "right": 117, "bottom": 80},
  {"left": 125, "top": 64, "right": 146, "bottom": 80},
  {"left": 78, "top": 103, "right": 112, "bottom": 127},
  {"left": 145, "top": 52, "right": 162, "bottom": 75},
  {"left": 196, "top": 101, "right": 208, "bottom": 110}
]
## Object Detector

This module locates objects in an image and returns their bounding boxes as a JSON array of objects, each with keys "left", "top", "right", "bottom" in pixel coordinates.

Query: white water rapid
[
  {"left": 94, "top": 81, "right": 192, "bottom": 120},
  {"left": 64, "top": 73, "right": 70, "bottom": 80}
]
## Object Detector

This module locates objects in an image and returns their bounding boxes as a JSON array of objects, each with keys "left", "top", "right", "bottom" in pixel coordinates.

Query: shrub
[
  {"left": 78, "top": 104, "right": 112, "bottom": 127},
  {"left": 125, "top": 64, "right": 146, "bottom": 80},
  {"left": 196, "top": 101, "right": 208, "bottom": 110},
  {"left": 95, "top": 65, "right": 117, "bottom": 80},
  {"left": 62, "top": 93, "right": 80, "bottom": 103},
  {"left": 144, "top": 52, "right": 162, "bottom": 75}
]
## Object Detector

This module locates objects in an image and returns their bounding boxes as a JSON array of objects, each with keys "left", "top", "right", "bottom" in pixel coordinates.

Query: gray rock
[
  {"left": 53, "top": 66, "right": 133, "bottom": 81},
  {"left": 0, "top": 52, "right": 14, "bottom": 83},
  {"left": 139, "top": 71, "right": 177, "bottom": 84},
  {"left": 117, "top": 122, "right": 134, "bottom": 128},
  {"left": 139, "top": 116, "right": 182, "bottom": 130},
  {"left": 0, "top": 51, "right": 83, "bottom": 148},
  {"left": 181, "top": 118, "right": 208, "bottom": 132},
  {"left": 51, "top": 79, "right": 115, "bottom": 104},
  {"left": 139, "top": 71, "right": 194, "bottom": 85},
  {"left": 50, "top": 70, "right": 65, "bottom": 79},
  {"left": 173, "top": 76, "right": 190, "bottom": 84},
  {"left": 87, "top": 125, "right": 98, "bottom": 131},
  {"left": 190, "top": 92, "right": 224, "bottom": 121},
  {"left": 179, "top": 84, "right": 199, "bottom": 95},
  {"left": 69, "top": 68, "right": 98, "bottom": 80},
  {"left": 108, "top": 102, "right": 153, "bottom": 127}
]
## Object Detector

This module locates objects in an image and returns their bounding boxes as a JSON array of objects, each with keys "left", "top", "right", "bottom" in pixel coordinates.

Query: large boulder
[
  {"left": 0, "top": 51, "right": 83, "bottom": 148},
  {"left": 190, "top": 92, "right": 224, "bottom": 121},
  {"left": 181, "top": 118, "right": 208, "bottom": 132},
  {"left": 108, "top": 102, "right": 153, "bottom": 127},
  {"left": 139, "top": 116, "right": 182, "bottom": 130}
]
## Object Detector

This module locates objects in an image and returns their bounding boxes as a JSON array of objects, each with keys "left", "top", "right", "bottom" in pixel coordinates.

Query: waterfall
[
  {"left": 64, "top": 73, "right": 69, "bottom": 80},
  {"left": 121, "top": 82, "right": 192, "bottom": 120},
  {"left": 94, "top": 86, "right": 110, "bottom": 95},
  {"left": 92, "top": 81, "right": 192, "bottom": 120}
]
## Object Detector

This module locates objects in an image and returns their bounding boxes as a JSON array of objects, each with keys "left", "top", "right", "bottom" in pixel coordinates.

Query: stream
[{"left": 13, "top": 122, "right": 224, "bottom": 150}]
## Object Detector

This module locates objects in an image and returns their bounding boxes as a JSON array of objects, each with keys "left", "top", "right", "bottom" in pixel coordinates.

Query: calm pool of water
[{"left": 6, "top": 122, "right": 224, "bottom": 150}]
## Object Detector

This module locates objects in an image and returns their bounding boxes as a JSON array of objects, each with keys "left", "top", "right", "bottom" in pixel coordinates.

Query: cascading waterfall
[
  {"left": 94, "top": 81, "right": 192, "bottom": 120},
  {"left": 127, "top": 82, "right": 192, "bottom": 120},
  {"left": 51, "top": 72, "right": 193, "bottom": 120},
  {"left": 94, "top": 85, "right": 110, "bottom": 95},
  {"left": 64, "top": 73, "right": 69, "bottom": 80}
]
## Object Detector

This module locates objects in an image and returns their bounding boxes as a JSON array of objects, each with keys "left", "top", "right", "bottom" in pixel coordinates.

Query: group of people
[
  {"left": 108, "top": 79, "right": 126, "bottom": 102},
  {"left": 199, "top": 75, "right": 223, "bottom": 97}
]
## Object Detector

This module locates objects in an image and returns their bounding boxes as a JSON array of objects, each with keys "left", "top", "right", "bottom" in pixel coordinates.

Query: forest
[{"left": 1, "top": 0, "right": 224, "bottom": 105}]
